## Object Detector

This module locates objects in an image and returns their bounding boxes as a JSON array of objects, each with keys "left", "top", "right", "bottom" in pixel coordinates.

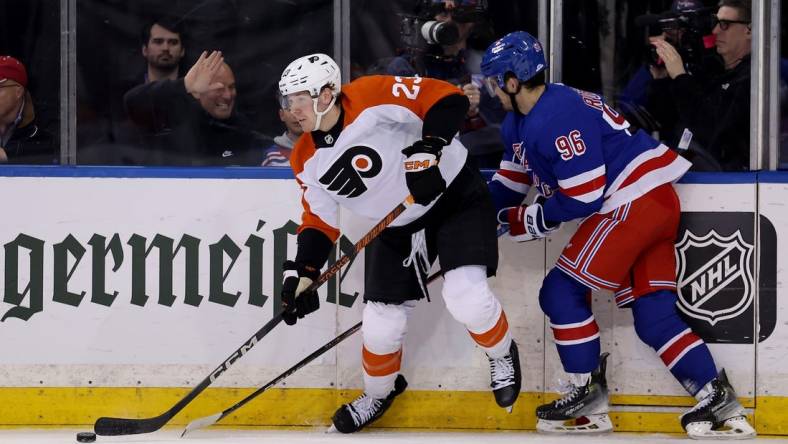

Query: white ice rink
[{"left": 2, "top": 428, "right": 788, "bottom": 444}]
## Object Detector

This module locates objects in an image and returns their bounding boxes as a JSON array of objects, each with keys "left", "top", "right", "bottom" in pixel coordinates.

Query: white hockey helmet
[
  {"left": 279, "top": 53, "right": 341, "bottom": 131},
  {"left": 279, "top": 53, "right": 341, "bottom": 100}
]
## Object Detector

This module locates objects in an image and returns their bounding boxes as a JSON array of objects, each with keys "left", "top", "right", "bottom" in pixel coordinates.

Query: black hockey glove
[
  {"left": 402, "top": 136, "right": 447, "bottom": 206},
  {"left": 281, "top": 260, "right": 321, "bottom": 326}
]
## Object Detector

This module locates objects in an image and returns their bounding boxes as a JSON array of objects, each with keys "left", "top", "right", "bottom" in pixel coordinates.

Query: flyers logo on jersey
[{"left": 319, "top": 145, "right": 383, "bottom": 198}]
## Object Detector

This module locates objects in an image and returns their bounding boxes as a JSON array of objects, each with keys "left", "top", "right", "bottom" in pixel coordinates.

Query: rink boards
[{"left": 0, "top": 167, "right": 785, "bottom": 434}]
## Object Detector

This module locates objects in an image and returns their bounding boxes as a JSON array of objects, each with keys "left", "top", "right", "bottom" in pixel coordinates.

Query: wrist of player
[{"left": 401, "top": 136, "right": 447, "bottom": 159}]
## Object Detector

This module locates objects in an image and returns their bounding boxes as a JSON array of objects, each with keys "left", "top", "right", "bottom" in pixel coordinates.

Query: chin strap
[
  {"left": 312, "top": 95, "right": 338, "bottom": 131},
  {"left": 508, "top": 83, "right": 524, "bottom": 115}
]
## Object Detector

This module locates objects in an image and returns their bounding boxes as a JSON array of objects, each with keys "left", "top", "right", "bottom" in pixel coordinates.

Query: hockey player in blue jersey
[{"left": 481, "top": 31, "right": 755, "bottom": 439}]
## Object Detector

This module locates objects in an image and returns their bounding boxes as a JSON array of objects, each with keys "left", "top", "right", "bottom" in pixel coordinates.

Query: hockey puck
[{"left": 76, "top": 431, "right": 97, "bottom": 443}]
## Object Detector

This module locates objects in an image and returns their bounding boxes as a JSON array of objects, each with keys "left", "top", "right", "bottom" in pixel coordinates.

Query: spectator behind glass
[
  {"left": 91, "top": 18, "right": 189, "bottom": 165},
  {"left": 141, "top": 20, "right": 186, "bottom": 83},
  {"left": 651, "top": 0, "right": 752, "bottom": 171},
  {"left": 261, "top": 94, "right": 303, "bottom": 167},
  {"left": 0, "top": 56, "right": 56, "bottom": 164},
  {"left": 385, "top": 0, "right": 505, "bottom": 169},
  {"left": 124, "top": 50, "right": 263, "bottom": 166},
  {"left": 617, "top": 0, "right": 719, "bottom": 144}
]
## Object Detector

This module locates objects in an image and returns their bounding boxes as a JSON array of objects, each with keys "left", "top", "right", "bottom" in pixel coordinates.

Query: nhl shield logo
[{"left": 675, "top": 229, "right": 754, "bottom": 326}]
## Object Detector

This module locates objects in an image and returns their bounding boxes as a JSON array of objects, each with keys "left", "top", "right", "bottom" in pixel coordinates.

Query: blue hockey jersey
[{"left": 489, "top": 83, "right": 691, "bottom": 222}]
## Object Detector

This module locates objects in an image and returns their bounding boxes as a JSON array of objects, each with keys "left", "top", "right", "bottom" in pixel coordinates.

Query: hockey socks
[
  {"left": 632, "top": 291, "right": 717, "bottom": 395},
  {"left": 442, "top": 266, "right": 513, "bottom": 357},
  {"left": 540, "top": 268, "right": 601, "bottom": 373},
  {"left": 360, "top": 301, "right": 413, "bottom": 398},
  {"left": 442, "top": 266, "right": 519, "bottom": 409}
]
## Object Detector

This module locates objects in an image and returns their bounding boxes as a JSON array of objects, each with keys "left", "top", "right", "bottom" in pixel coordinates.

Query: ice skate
[
  {"left": 536, "top": 352, "right": 613, "bottom": 434},
  {"left": 681, "top": 369, "right": 756, "bottom": 440},
  {"left": 329, "top": 374, "right": 408, "bottom": 433},
  {"left": 488, "top": 340, "right": 521, "bottom": 412}
]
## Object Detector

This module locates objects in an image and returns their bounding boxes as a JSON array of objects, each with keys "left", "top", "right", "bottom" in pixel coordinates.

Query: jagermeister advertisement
[{"left": 0, "top": 177, "right": 363, "bottom": 386}]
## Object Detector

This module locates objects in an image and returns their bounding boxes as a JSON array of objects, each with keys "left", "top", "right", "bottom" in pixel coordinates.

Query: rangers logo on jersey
[
  {"left": 675, "top": 229, "right": 754, "bottom": 326},
  {"left": 319, "top": 145, "right": 383, "bottom": 198},
  {"left": 512, "top": 142, "right": 525, "bottom": 164}
]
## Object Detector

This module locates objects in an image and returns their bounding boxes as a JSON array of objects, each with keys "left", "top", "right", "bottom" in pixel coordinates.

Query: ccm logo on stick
[{"left": 209, "top": 336, "right": 259, "bottom": 382}]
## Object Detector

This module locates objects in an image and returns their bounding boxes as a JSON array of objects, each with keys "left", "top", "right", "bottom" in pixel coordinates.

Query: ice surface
[{"left": 1, "top": 428, "right": 786, "bottom": 444}]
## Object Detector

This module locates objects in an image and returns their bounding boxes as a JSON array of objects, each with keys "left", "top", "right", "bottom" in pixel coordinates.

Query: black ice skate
[
  {"left": 681, "top": 369, "right": 756, "bottom": 440},
  {"left": 329, "top": 374, "right": 408, "bottom": 433},
  {"left": 488, "top": 340, "right": 521, "bottom": 412},
  {"left": 536, "top": 352, "right": 613, "bottom": 434}
]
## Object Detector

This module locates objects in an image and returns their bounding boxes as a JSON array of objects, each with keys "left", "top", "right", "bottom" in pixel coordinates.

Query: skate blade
[
  {"left": 686, "top": 416, "right": 756, "bottom": 440},
  {"left": 326, "top": 424, "right": 339, "bottom": 434},
  {"left": 536, "top": 414, "right": 613, "bottom": 434}
]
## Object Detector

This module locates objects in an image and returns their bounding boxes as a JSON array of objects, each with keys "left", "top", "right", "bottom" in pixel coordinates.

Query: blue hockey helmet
[{"left": 481, "top": 31, "right": 547, "bottom": 89}]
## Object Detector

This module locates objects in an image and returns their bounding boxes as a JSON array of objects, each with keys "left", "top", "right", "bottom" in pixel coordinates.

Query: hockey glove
[
  {"left": 402, "top": 136, "right": 447, "bottom": 206},
  {"left": 281, "top": 260, "right": 321, "bottom": 326},
  {"left": 498, "top": 196, "right": 561, "bottom": 242}
]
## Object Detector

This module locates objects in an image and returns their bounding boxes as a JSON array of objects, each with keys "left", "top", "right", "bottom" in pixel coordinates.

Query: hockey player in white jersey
[{"left": 276, "top": 53, "right": 521, "bottom": 433}]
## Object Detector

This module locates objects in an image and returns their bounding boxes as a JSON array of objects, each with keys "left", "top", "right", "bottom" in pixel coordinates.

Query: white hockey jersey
[{"left": 290, "top": 75, "right": 468, "bottom": 242}]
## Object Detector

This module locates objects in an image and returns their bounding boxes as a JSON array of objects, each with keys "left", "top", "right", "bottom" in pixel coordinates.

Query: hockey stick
[
  {"left": 182, "top": 226, "right": 509, "bottom": 435},
  {"left": 182, "top": 269, "right": 448, "bottom": 435},
  {"left": 93, "top": 196, "right": 415, "bottom": 436}
]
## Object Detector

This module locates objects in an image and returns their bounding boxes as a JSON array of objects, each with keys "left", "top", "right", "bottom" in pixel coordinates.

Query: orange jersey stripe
[
  {"left": 469, "top": 312, "right": 509, "bottom": 348},
  {"left": 289, "top": 137, "right": 340, "bottom": 241},
  {"left": 341, "top": 75, "right": 462, "bottom": 123},
  {"left": 362, "top": 346, "right": 403, "bottom": 377}
]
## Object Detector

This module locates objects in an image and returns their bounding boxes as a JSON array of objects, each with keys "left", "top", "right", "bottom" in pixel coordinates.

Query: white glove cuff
[
  {"left": 295, "top": 277, "right": 314, "bottom": 297},
  {"left": 404, "top": 152, "right": 438, "bottom": 172}
]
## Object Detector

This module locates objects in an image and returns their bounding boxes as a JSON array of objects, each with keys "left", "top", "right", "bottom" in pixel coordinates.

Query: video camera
[
  {"left": 399, "top": 0, "right": 487, "bottom": 50},
  {"left": 635, "top": 6, "right": 716, "bottom": 69}
]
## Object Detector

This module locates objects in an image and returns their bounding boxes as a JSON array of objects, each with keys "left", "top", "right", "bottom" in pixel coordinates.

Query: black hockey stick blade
[
  {"left": 182, "top": 321, "right": 363, "bottom": 436},
  {"left": 94, "top": 313, "right": 284, "bottom": 436}
]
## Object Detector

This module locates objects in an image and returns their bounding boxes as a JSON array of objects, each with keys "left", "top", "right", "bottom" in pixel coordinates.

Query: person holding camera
[
  {"left": 651, "top": 0, "right": 752, "bottom": 170},
  {"left": 618, "top": 1, "right": 719, "bottom": 152},
  {"left": 386, "top": 0, "right": 505, "bottom": 169}
]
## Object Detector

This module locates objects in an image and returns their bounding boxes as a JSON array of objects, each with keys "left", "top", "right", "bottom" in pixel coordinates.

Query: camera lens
[{"left": 420, "top": 20, "right": 460, "bottom": 46}]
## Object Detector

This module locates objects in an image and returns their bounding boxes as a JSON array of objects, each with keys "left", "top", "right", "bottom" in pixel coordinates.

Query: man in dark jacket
[
  {"left": 124, "top": 50, "right": 264, "bottom": 166},
  {"left": 651, "top": 0, "right": 752, "bottom": 171},
  {"left": 0, "top": 56, "right": 57, "bottom": 164}
]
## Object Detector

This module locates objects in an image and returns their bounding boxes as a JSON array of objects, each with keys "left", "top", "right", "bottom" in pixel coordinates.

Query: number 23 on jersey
[{"left": 391, "top": 76, "right": 422, "bottom": 100}]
